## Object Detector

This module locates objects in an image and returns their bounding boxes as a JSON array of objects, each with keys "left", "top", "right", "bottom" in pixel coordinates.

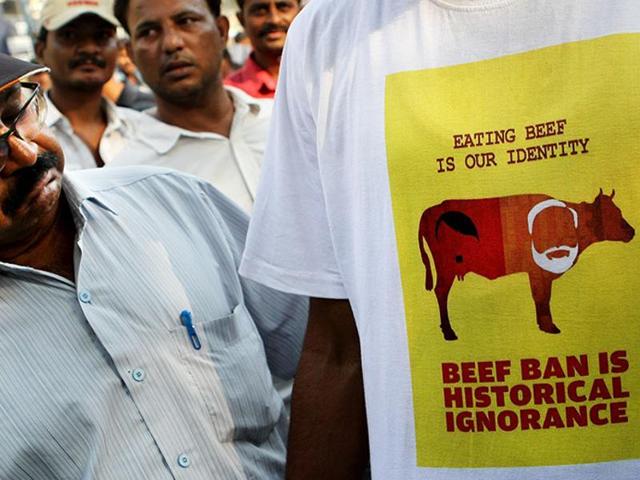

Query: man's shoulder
[
  {"left": 283, "top": 0, "right": 371, "bottom": 74},
  {"left": 225, "top": 85, "right": 273, "bottom": 115},
  {"left": 114, "top": 104, "right": 146, "bottom": 121},
  {"left": 111, "top": 103, "right": 150, "bottom": 134},
  {"left": 65, "top": 165, "right": 205, "bottom": 195},
  {"left": 64, "top": 167, "right": 249, "bottom": 246},
  {"left": 296, "top": 0, "right": 343, "bottom": 18},
  {"left": 111, "top": 111, "right": 182, "bottom": 161},
  {"left": 65, "top": 166, "right": 244, "bottom": 218},
  {"left": 288, "top": 0, "right": 354, "bottom": 34}
]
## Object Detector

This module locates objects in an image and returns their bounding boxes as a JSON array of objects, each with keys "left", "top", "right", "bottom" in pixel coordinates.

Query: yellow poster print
[{"left": 385, "top": 34, "right": 640, "bottom": 468}]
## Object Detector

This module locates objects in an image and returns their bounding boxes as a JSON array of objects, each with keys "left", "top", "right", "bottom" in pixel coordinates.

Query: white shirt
[
  {"left": 240, "top": 1, "right": 640, "bottom": 479},
  {"left": 110, "top": 86, "right": 272, "bottom": 213},
  {"left": 45, "top": 93, "right": 140, "bottom": 170}
]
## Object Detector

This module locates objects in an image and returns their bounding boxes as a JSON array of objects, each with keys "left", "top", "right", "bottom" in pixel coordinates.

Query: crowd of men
[
  {"left": 30, "top": 0, "right": 301, "bottom": 210},
  {"left": 0, "top": 0, "right": 638, "bottom": 479}
]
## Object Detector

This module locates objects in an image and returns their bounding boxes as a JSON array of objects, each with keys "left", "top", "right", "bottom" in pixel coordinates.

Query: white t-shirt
[
  {"left": 240, "top": 1, "right": 640, "bottom": 479},
  {"left": 110, "top": 86, "right": 272, "bottom": 213}
]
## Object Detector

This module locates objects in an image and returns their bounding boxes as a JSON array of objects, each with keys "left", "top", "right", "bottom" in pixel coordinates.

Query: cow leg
[
  {"left": 528, "top": 273, "right": 561, "bottom": 334},
  {"left": 435, "top": 274, "right": 457, "bottom": 340}
]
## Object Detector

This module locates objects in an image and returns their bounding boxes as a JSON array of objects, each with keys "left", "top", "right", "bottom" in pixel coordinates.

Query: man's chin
[
  {"left": 69, "top": 77, "right": 109, "bottom": 92},
  {"left": 258, "top": 37, "right": 286, "bottom": 52},
  {"left": 157, "top": 81, "right": 207, "bottom": 106}
]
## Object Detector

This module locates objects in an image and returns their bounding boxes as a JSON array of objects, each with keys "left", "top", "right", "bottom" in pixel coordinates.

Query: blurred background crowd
[
  {"left": 0, "top": 0, "right": 310, "bottom": 212},
  {"left": 0, "top": 0, "right": 309, "bottom": 101},
  {"left": 1, "top": 0, "right": 263, "bottom": 65}
]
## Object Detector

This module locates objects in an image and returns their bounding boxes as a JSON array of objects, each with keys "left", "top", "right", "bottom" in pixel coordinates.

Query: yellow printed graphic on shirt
[{"left": 385, "top": 34, "right": 640, "bottom": 468}]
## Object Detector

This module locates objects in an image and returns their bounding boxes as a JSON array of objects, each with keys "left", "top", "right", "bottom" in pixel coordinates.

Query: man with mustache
[
  {"left": 225, "top": 0, "right": 301, "bottom": 99},
  {"left": 111, "top": 0, "right": 272, "bottom": 213},
  {"left": 0, "top": 53, "right": 306, "bottom": 478},
  {"left": 35, "top": 0, "right": 141, "bottom": 170}
]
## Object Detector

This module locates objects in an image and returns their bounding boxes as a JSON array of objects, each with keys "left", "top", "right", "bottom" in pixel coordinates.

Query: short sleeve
[{"left": 240, "top": 8, "right": 347, "bottom": 299}]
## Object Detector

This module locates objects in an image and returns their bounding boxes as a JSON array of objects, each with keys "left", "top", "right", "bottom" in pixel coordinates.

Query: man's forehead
[{"left": 130, "top": 0, "right": 211, "bottom": 17}]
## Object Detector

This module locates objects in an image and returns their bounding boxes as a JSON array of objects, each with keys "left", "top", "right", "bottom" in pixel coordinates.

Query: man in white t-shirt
[
  {"left": 35, "top": 0, "right": 140, "bottom": 170},
  {"left": 111, "top": 0, "right": 271, "bottom": 213},
  {"left": 240, "top": 1, "right": 640, "bottom": 479}
]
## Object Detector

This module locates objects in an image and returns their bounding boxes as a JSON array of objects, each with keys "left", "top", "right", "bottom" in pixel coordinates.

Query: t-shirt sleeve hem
[{"left": 240, "top": 256, "right": 348, "bottom": 299}]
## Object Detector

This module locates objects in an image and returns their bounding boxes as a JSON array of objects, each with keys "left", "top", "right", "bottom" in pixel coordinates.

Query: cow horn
[
  {"left": 599, "top": 188, "right": 604, "bottom": 196},
  {"left": 611, "top": 189, "right": 616, "bottom": 199}
]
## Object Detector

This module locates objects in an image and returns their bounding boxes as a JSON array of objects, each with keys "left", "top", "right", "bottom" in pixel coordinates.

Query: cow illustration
[{"left": 418, "top": 190, "right": 635, "bottom": 341}]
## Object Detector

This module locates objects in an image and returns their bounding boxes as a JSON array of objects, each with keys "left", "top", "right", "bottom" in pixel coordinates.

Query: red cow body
[{"left": 418, "top": 191, "right": 635, "bottom": 340}]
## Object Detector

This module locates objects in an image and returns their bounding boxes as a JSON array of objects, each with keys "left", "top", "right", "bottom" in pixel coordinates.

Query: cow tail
[{"left": 419, "top": 221, "right": 434, "bottom": 291}]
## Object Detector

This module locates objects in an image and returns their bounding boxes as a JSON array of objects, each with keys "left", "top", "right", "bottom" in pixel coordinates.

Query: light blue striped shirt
[{"left": 0, "top": 166, "right": 307, "bottom": 479}]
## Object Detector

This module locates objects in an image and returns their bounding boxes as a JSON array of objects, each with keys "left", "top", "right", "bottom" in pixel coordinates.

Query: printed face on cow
[
  {"left": 528, "top": 199, "right": 579, "bottom": 275},
  {"left": 596, "top": 190, "right": 635, "bottom": 243},
  {"left": 419, "top": 190, "right": 635, "bottom": 341}
]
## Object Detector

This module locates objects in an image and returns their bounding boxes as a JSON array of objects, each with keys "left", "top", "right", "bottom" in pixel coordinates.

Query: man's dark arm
[{"left": 286, "top": 298, "right": 369, "bottom": 479}]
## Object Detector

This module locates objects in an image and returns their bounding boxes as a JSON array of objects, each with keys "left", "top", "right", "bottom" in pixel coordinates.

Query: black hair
[
  {"left": 238, "top": 0, "right": 302, "bottom": 10},
  {"left": 114, "top": 0, "right": 222, "bottom": 33},
  {"left": 36, "top": 27, "right": 48, "bottom": 44},
  {"left": 237, "top": 0, "right": 301, "bottom": 10}
]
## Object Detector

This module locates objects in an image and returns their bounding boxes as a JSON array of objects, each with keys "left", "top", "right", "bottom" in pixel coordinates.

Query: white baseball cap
[{"left": 40, "top": 0, "right": 119, "bottom": 31}]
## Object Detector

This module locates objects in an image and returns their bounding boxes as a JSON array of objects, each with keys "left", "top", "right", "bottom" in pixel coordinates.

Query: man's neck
[
  {"left": 49, "top": 86, "right": 106, "bottom": 126},
  {"left": 252, "top": 50, "right": 282, "bottom": 78},
  {"left": 49, "top": 85, "right": 108, "bottom": 167},
  {"left": 0, "top": 197, "right": 77, "bottom": 281},
  {"left": 155, "top": 85, "right": 235, "bottom": 137}
]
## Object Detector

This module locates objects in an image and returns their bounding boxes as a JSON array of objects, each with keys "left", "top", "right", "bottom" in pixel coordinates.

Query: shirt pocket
[{"left": 171, "top": 304, "right": 283, "bottom": 444}]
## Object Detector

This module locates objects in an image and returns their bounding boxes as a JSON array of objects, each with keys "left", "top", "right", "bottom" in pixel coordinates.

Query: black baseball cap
[{"left": 0, "top": 54, "right": 48, "bottom": 93}]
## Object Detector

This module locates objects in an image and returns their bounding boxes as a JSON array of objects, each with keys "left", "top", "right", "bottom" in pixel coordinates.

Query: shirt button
[
  {"left": 78, "top": 290, "right": 92, "bottom": 303},
  {"left": 132, "top": 369, "right": 145, "bottom": 382},
  {"left": 177, "top": 453, "right": 191, "bottom": 468}
]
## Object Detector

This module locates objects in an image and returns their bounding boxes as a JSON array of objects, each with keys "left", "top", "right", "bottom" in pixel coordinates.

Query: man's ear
[
  {"left": 236, "top": 10, "right": 245, "bottom": 28},
  {"left": 216, "top": 15, "right": 230, "bottom": 45},
  {"left": 34, "top": 40, "right": 45, "bottom": 63}
]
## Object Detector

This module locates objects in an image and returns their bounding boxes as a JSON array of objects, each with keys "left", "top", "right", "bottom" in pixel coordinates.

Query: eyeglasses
[{"left": 0, "top": 82, "right": 48, "bottom": 162}]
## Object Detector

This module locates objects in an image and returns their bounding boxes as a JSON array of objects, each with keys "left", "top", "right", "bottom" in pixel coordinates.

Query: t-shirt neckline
[{"left": 429, "top": 0, "right": 517, "bottom": 11}]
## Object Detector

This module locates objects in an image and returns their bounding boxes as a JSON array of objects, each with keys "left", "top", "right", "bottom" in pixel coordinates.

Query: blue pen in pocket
[{"left": 180, "top": 310, "right": 202, "bottom": 350}]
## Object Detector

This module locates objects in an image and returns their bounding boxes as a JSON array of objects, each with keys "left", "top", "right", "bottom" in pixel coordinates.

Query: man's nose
[
  {"left": 76, "top": 35, "right": 101, "bottom": 54},
  {"left": 162, "top": 26, "right": 185, "bottom": 53},
  {"left": 0, "top": 136, "right": 38, "bottom": 176},
  {"left": 266, "top": 4, "right": 285, "bottom": 23}
]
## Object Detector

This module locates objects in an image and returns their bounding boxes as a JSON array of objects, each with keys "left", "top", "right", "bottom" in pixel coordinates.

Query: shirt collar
[
  {"left": 243, "top": 54, "right": 278, "bottom": 95},
  {"left": 62, "top": 172, "right": 119, "bottom": 216},
  {"left": 0, "top": 173, "right": 116, "bottom": 282},
  {"left": 45, "top": 92, "right": 127, "bottom": 132},
  {"left": 226, "top": 84, "right": 263, "bottom": 117},
  {"left": 45, "top": 92, "right": 64, "bottom": 128},
  {"left": 102, "top": 97, "right": 125, "bottom": 131},
  {"left": 137, "top": 85, "right": 262, "bottom": 154}
]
